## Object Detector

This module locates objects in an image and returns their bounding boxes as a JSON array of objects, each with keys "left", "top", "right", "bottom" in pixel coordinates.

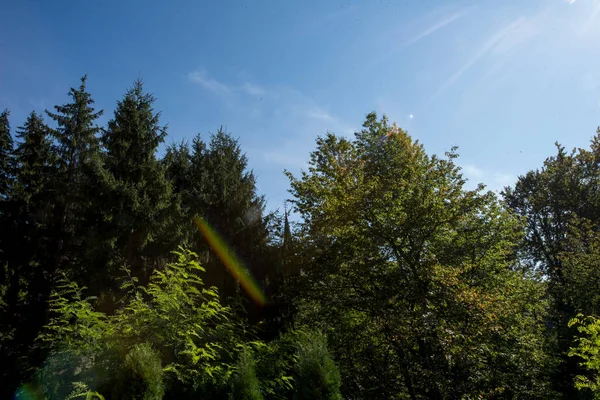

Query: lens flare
[
  {"left": 14, "top": 384, "right": 43, "bottom": 400},
  {"left": 193, "top": 216, "right": 266, "bottom": 306}
]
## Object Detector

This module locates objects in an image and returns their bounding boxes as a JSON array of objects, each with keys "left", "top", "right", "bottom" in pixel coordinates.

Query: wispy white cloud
[
  {"left": 188, "top": 67, "right": 354, "bottom": 174},
  {"left": 430, "top": 17, "right": 527, "bottom": 101},
  {"left": 188, "top": 69, "right": 232, "bottom": 96},
  {"left": 405, "top": 10, "right": 468, "bottom": 47},
  {"left": 189, "top": 69, "right": 268, "bottom": 100},
  {"left": 306, "top": 108, "right": 334, "bottom": 121},
  {"left": 368, "top": 7, "right": 469, "bottom": 70},
  {"left": 582, "top": 1, "right": 600, "bottom": 33},
  {"left": 241, "top": 82, "right": 266, "bottom": 97}
]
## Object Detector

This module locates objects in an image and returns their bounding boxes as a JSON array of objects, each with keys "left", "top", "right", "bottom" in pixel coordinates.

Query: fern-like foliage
[
  {"left": 569, "top": 314, "right": 600, "bottom": 398},
  {"left": 65, "top": 382, "right": 105, "bottom": 400},
  {"left": 32, "top": 247, "right": 245, "bottom": 398}
]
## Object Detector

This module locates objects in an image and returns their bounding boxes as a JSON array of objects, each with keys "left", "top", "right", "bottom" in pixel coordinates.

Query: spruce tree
[
  {"left": 0, "top": 111, "right": 58, "bottom": 398},
  {"left": 0, "top": 109, "right": 14, "bottom": 266},
  {"left": 101, "top": 79, "right": 172, "bottom": 282},
  {"left": 191, "top": 129, "right": 270, "bottom": 306},
  {"left": 162, "top": 140, "right": 193, "bottom": 249},
  {"left": 0, "top": 108, "right": 16, "bottom": 396},
  {"left": 13, "top": 112, "right": 57, "bottom": 210},
  {"left": 0, "top": 109, "right": 13, "bottom": 200},
  {"left": 45, "top": 75, "right": 103, "bottom": 281},
  {"left": 10, "top": 111, "right": 58, "bottom": 292}
]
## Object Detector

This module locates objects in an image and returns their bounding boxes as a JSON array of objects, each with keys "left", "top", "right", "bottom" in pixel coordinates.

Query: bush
[
  {"left": 230, "top": 349, "right": 263, "bottom": 400},
  {"left": 114, "top": 343, "right": 164, "bottom": 400},
  {"left": 293, "top": 331, "right": 341, "bottom": 400}
]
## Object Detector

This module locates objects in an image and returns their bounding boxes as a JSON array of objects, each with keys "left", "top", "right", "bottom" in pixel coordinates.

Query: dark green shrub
[
  {"left": 230, "top": 349, "right": 263, "bottom": 400},
  {"left": 293, "top": 331, "right": 342, "bottom": 400},
  {"left": 114, "top": 343, "right": 164, "bottom": 400}
]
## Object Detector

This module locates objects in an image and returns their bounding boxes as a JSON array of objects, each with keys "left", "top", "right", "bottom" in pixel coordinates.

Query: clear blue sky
[{"left": 2, "top": 0, "right": 600, "bottom": 211}]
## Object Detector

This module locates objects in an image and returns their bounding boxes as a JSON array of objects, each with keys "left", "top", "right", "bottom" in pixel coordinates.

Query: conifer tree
[
  {"left": 192, "top": 130, "right": 270, "bottom": 307},
  {"left": 45, "top": 75, "right": 103, "bottom": 280},
  {"left": 0, "top": 111, "right": 58, "bottom": 398},
  {"left": 0, "top": 109, "right": 14, "bottom": 268},
  {"left": 100, "top": 79, "right": 172, "bottom": 282},
  {"left": 0, "top": 109, "right": 13, "bottom": 201},
  {"left": 7, "top": 111, "right": 57, "bottom": 290}
]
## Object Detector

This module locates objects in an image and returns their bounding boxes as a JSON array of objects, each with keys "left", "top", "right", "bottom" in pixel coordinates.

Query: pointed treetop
[{"left": 0, "top": 109, "right": 14, "bottom": 198}]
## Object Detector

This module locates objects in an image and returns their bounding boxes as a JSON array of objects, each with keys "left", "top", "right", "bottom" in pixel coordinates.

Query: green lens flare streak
[{"left": 193, "top": 216, "right": 266, "bottom": 306}]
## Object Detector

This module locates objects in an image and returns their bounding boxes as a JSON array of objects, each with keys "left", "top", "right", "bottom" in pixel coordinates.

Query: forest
[{"left": 2, "top": 76, "right": 600, "bottom": 399}]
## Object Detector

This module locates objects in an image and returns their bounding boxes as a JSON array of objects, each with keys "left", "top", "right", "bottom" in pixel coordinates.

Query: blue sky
[{"left": 2, "top": 0, "right": 600, "bottom": 211}]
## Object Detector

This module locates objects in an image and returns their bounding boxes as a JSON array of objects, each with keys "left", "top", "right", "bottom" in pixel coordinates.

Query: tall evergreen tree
[
  {"left": 0, "top": 109, "right": 13, "bottom": 201},
  {"left": 0, "top": 111, "right": 58, "bottom": 397},
  {"left": 13, "top": 111, "right": 57, "bottom": 212},
  {"left": 7, "top": 111, "right": 57, "bottom": 278},
  {"left": 0, "top": 109, "right": 14, "bottom": 270},
  {"left": 45, "top": 75, "right": 104, "bottom": 281},
  {"left": 194, "top": 130, "right": 270, "bottom": 307},
  {"left": 0, "top": 108, "right": 16, "bottom": 395},
  {"left": 100, "top": 79, "right": 172, "bottom": 283},
  {"left": 7, "top": 112, "right": 58, "bottom": 303},
  {"left": 163, "top": 140, "right": 194, "bottom": 249}
]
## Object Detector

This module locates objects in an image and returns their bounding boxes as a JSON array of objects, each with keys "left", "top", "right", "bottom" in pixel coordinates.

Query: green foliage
[
  {"left": 293, "top": 331, "right": 341, "bottom": 400},
  {"left": 65, "top": 382, "right": 105, "bottom": 400},
  {"left": 504, "top": 130, "right": 600, "bottom": 397},
  {"left": 0, "top": 109, "right": 13, "bottom": 199},
  {"left": 117, "top": 247, "right": 239, "bottom": 392},
  {"left": 34, "top": 276, "right": 111, "bottom": 399},
  {"left": 99, "top": 79, "right": 172, "bottom": 282},
  {"left": 32, "top": 248, "right": 243, "bottom": 398},
  {"left": 0, "top": 77, "right": 282, "bottom": 398},
  {"left": 252, "top": 329, "right": 299, "bottom": 399},
  {"left": 229, "top": 348, "right": 263, "bottom": 400},
  {"left": 162, "top": 129, "right": 274, "bottom": 329},
  {"left": 8, "top": 73, "right": 600, "bottom": 399},
  {"left": 45, "top": 75, "right": 104, "bottom": 286},
  {"left": 116, "top": 343, "right": 164, "bottom": 400},
  {"left": 0, "top": 110, "right": 59, "bottom": 395},
  {"left": 287, "top": 112, "right": 552, "bottom": 398},
  {"left": 569, "top": 315, "right": 600, "bottom": 398}
]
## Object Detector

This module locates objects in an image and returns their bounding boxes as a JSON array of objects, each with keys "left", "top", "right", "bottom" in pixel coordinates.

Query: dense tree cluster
[{"left": 2, "top": 76, "right": 600, "bottom": 399}]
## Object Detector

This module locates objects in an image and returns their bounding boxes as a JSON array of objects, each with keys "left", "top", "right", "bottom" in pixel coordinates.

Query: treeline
[{"left": 1, "top": 76, "right": 600, "bottom": 399}]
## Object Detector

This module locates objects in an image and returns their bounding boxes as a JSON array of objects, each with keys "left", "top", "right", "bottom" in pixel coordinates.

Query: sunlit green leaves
[{"left": 287, "top": 112, "right": 551, "bottom": 398}]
